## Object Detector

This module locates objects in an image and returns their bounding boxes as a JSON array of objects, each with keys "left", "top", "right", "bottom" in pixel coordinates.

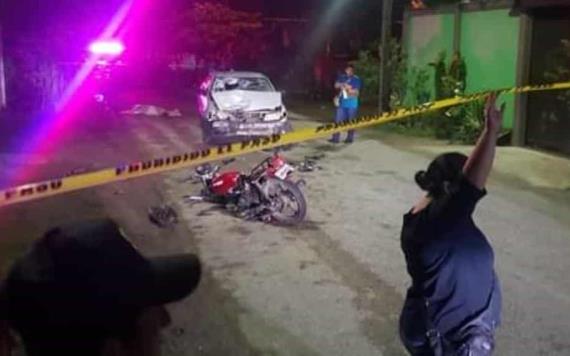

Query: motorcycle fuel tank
[{"left": 210, "top": 171, "right": 241, "bottom": 196}]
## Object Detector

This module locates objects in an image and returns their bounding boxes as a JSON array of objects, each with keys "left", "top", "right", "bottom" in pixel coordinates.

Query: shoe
[{"left": 328, "top": 139, "right": 340, "bottom": 144}]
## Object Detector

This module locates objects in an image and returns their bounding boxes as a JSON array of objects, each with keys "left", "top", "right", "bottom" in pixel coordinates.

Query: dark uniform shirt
[{"left": 401, "top": 178, "right": 501, "bottom": 337}]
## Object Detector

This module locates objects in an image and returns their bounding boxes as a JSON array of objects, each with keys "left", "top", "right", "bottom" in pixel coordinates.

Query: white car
[{"left": 197, "top": 71, "right": 291, "bottom": 143}]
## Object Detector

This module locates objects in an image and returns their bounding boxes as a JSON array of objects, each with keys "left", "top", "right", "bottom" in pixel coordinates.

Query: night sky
[{"left": 1, "top": 0, "right": 405, "bottom": 35}]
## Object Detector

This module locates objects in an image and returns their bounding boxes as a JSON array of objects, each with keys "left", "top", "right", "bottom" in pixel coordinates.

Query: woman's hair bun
[{"left": 414, "top": 170, "right": 431, "bottom": 191}]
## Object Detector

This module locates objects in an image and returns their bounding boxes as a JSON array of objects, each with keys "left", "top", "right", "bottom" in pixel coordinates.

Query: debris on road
[
  {"left": 148, "top": 204, "right": 179, "bottom": 228},
  {"left": 295, "top": 154, "right": 325, "bottom": 172},
  {"left": 121, "top": 104, "right": 183, "bottom": 118},
  {"left": 182, "top": 194, "right": 205, "bottom": 203}
]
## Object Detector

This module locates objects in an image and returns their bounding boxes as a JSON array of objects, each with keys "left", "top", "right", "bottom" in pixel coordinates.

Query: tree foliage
[
  {"left": 176, "top": 2, "right": 267, "bottom": 69},
  {"left": 352, "top": 38, "right": 408, "bottom": 107},
  {"left": 428, "top": 51, "right": 484, "bottom": 142}
]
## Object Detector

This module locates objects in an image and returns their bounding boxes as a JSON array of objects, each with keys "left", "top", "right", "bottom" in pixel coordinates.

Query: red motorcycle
[{"left": 187, "top": 154, "right": 307, "bottom": 225}]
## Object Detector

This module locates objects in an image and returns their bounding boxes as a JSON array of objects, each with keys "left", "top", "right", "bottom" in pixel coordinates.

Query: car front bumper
[{"left": 208, "top": 117, "right": 290, "bottom": 137}]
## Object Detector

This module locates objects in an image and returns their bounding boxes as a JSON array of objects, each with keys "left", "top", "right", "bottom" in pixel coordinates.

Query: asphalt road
[{"left": 1, "top": 103, "right": 570, "bottom": 355}]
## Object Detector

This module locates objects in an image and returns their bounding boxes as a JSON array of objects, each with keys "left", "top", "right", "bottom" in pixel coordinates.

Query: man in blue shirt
[{"left": 331, "top": 64, "right": 362, "bottom": 144}]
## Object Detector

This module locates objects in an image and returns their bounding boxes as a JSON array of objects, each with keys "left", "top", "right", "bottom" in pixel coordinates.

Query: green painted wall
[
  {"left": 405, "top": 13, "right": 455, "bottom": 103},
  {"left": 404, "top": 8, "right": 520, "bottom": 128},
  {"left": 460, "top": 9, "right": 519, "bottom": 128}
]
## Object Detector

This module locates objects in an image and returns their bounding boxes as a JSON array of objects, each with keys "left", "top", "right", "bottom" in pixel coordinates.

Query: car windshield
[{"left": 213, "top": 77, "right": 274, "bottom": 92}]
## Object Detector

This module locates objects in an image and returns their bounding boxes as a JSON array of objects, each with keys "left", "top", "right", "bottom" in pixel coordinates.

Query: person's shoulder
[
  {"left": 455, "top": 176, "right": 487, "bottom": 201},
  {"left": 403, "top": 208, "right": 428, "bottom": 230},
  {"left": 402, "top": 209, "right": 431, "bottom": 245}
]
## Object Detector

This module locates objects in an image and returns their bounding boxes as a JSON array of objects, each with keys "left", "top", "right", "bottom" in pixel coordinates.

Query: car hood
[{"left": 212, "top": 90, "right": 282, "bottom": 112}]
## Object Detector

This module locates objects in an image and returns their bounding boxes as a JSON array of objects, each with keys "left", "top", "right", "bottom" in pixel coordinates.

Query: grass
[{"left": 371, "top": 122, "right": 436, "bottom": 138}]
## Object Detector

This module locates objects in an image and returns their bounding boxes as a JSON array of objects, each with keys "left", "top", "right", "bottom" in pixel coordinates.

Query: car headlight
[
  {"left": 264, "top": 111, "right": 287, "bottom": 122},
  {"left": 212, "top": 121, "right": 229, "bottom": 128},
  {"left": 216, "top": 111, "right": 230, "bottom": 120},
  {"left": 208, "top": 111, "right": 230, "bottom": 121}
]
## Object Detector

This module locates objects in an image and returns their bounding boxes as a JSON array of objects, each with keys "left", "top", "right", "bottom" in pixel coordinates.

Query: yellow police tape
[{"left": 1, "top": 81, "right": 570, "bottom": 207}]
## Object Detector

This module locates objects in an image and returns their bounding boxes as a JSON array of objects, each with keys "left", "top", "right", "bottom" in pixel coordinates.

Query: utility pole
[
  {"left": 378, "top": 0, "right": 393, "bottom": 114},
  {"left": 0, "top": 23, "right": 6, "bottom": 109}
]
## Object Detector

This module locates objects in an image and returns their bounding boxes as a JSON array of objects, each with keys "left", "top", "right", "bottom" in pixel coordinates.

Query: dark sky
[
  {"left": 1, "top": 0, "right": 124, "bottom": 38},
  {"left": 228, "top": 0, "right": 317, "bottom": 16},
  {"left": 1, "top": 0, "right": 317, "bottom": 35},
  {"left": 1, "top": 0, "right": 405, "bottom": 32}
]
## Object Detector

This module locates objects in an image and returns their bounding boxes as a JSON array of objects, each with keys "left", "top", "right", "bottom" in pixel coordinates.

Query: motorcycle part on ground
[
  {"left": 183, "top": 195, "right": 205, "bottom": 203},
  {"left": 297, "top": 160, "right": 319, "bottom": 172},
  {"left": 148, "top": 205, "right": 179, "bottom": 228},
  {"left": 305, "top": 154, "right": 326, "bottom": 161}
]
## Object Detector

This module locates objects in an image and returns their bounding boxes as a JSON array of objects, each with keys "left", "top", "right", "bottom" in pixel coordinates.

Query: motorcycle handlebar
[{"left": 249, "top": 157, "right": 272, "bottom": 178}]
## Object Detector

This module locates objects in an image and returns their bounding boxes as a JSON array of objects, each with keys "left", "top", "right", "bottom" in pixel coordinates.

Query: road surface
[{"left": 1, "top": 102, "right": 570, "bottom": 355}]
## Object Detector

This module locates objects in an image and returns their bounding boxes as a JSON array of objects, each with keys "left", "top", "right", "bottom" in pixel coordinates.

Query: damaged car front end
[{"left": 199, "top": 72, "right": 291, "bottom": 143}]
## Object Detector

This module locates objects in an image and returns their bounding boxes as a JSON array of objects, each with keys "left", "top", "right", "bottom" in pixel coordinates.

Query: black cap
[{"left": 1, "top": 219, "right": 201, "bottom": 354}]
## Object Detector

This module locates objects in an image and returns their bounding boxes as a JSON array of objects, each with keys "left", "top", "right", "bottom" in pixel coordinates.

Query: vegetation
[
  {"left": 354, "top": 41, "right": 485, "bottom": 144},
  {"left": 353, "top": 38, "right": 408, "bottom": 107},
  {"left": 5, "top": 50, "right": 66, "bottom": 112},
  {"left": 428, "top": 51, "right": 483, "bottom": 142},
  {"left": 352, "top": 49, "right": 380, "bottom": 105},
  {"left": 176, "top": 2, "right": 267, "bottom": 69}
]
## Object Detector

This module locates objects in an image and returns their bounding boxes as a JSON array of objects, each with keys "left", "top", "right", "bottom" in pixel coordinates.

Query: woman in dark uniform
[{"left": 399, "top": 93, "right": 504, "bottom": 356}]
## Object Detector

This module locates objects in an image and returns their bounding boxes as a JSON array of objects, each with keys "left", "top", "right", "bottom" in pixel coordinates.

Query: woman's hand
[
  {"left": 484, "top": 92, "right": 505, "bottom": 135},
  {"left": 462, "top": 92, "right": 504, "bottom": 189}
]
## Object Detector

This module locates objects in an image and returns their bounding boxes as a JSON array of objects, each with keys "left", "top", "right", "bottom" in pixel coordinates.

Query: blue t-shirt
[
  {"left": 400, "top": 178, "right": 501, "bottom": 336},
  {"left": 336, "top": 74, "right": 362, "bottom": 109}
]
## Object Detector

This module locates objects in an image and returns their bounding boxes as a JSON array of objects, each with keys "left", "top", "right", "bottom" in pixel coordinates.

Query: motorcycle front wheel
[{"left": 264, "top": 178, "right": 307, "bottom": 225}]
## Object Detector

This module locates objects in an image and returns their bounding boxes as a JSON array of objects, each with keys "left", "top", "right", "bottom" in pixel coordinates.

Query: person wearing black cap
[
  {"left": 0, "top": 218, "right": 201, "bottom": 356},
  {"left": 399, "top": 93, "right": 504, "bottom": 355}
]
